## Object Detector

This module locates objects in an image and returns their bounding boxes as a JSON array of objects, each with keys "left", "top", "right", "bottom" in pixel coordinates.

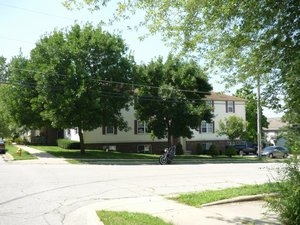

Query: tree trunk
[
  {"left": 78, "top": 127, "right": 85, "bottom": 154},
  {"left": 167, "top": 119, "right": 174, "bottom": 147}
]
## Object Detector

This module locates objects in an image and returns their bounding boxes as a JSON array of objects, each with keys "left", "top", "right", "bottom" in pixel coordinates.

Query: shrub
[
  {"left": 224, "top": 146, "right": 236, "bottom": 158},
  {"left": 290, "top": 141, "right": 300, "bottom": 156},
  {"left": 267, "top": 157, "right": 300, "bottom": 225},
  {"left": 14, "top": 137, "right": 29, "bottom": 145},
  {"left": 57, "top": 139, "right": 80, "bottom": 149},
  {"left": 176, "top": 143, "right": 184, "bottom": 155},
  {"left": 208, "top": 144, "right": 220, "bottom": 157},
  {"left": 194, "top": 143, "right": 205, "bottom": 155}
]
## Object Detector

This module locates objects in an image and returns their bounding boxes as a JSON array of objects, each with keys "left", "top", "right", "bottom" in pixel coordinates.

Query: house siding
[{"left": 67, "top": 92, "right": 246, "bottom": 153}]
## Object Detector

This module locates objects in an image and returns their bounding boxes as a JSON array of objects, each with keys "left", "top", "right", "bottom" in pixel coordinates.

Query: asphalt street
[{"left": 0, "top": 150, "right": 281, "bottom": 225}]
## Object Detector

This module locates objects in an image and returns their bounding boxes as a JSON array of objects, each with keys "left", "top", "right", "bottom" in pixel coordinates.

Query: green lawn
[
  {"left": 97, "top": 211, "right": 173, "bottom": 225},
  {"left": 5, "top": 144, "right": 37, "bottom": 160},
  {"left": 170, "top": 183, "right": 278, "bottom": 207},
  {"left": 30, "top": 145, "right": 287, "bottom": 164},
  {"left": 34, "top": 145, "right": 159, "bottom": 159}
]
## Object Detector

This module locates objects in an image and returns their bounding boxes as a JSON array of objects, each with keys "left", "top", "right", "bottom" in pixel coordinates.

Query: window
[
  {"left": 226, "top": 100, "right": 235, "bottom": 113},
  {"left": 103, "top": 145, "right": 116, "bottom": 151},
  {"left": 203, "top": 142, "right": 212, "bottom": 150},
  {"left": 137, "top": 144, "right": 152, "bottom": 153},
  {"left": 106, "top": 126, "right": 114, "bottom": 134},
  {"left": 102, "top": 126, "right": 117, "bottom": 135},
  {"left": 200, "top": 121, "right": 214, "bottom": 133},
  {"left": 134, "top": 120, "right": 150, "bottom": 134}
]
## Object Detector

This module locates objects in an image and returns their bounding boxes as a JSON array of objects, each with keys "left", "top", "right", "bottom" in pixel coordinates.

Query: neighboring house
[
  {"left": 263, "top": 117, "right": 287, "bottom": 147},
  {"left": 22, "top": 128, "right": 64, "bottom": 145},
  {"left": 66, "top": 91, "right": 246, "bottom": 154}
]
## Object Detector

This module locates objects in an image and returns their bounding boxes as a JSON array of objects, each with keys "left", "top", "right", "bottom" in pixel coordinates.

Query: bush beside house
[
  {"left": 57, "top": 139, "right": 80, "bottom": 149},
  {"left": 208, "top": 144, "right": 220, "bottom": 157},
  {"left": 224, "top": 146, "right": 237, "bottom": 157}
]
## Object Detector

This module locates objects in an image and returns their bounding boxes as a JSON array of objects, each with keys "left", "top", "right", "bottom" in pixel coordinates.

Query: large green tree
[
  {"left": 135, "top": 55, "right": 212, "bottom": 145},
  {"left": 0, "top": 56, "right": 7, "bottom": 82},
  {"left": 29, "top": 23, "right": 136, "bottom": 153},
  {"left": 235, "top": 85, "right": 269, "bottom": 143},
  {"left": 63, "top": 0, "right": 299, "bottom": 123},
  {"left": 0, "top": 56, "right": 11, "bottom": 138},
  {"left": 0, "top": 54, "right": 46, "bottom": 136}
]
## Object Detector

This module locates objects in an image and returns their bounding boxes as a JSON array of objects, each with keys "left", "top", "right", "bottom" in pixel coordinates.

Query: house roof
[
  {"left": 264, "top": 117, "right": 286, "bottom": 131},
  {"left": 205, "top": 92, "right": 245, "bottom": 101}
]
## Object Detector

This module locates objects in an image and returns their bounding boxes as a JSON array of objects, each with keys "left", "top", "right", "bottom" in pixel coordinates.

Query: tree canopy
[
  {"left": 0, "top": 54, "right": 47, "bottom": 137},
  {"left": 29, "top": 23, "right": 136, "bottom": 152},
  {"left": 135, "top": 55, "right": 212, "bottom": 145},
  {"left": 0, "top": 24, "right": 137, "bottom": 152},
  {"left": 217, "top": 115, "right": 246, "bottom": 143},
  {"left": 63, "top": 0, "right": 299, "bottom": 122},
  {"left": 235, "top": 85, "right": 269, "bottom": 143}
]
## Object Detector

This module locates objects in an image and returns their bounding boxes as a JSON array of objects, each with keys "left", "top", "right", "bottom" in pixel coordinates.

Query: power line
[
  {"left": 7, "top": 66, "right": 212, "bottom": 95},
  {"left": 0, "top": 36, "right": 34, "bottom": 45},
  {"left": 2, "top": 66, "right": 246, "bottom": 103},
  {"left": 0, "top": 2, "right": 74, "bottom": 21},
  {"left": 0, "top": 78, "right": 246, "bottom": 105}
]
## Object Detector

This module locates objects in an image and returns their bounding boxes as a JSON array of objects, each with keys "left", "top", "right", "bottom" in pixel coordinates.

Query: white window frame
[
  {"left": 137, "top": 121, "right": 150, "bottom": 134},
  {"left": 201, "top": 121, "right": 214, "bottom": 133},
  {"left": 106, "top": 126, "right": 115, "bottom": 134},
  {"left": 227, "top": 100, "right": 234, "bottom": 113}
]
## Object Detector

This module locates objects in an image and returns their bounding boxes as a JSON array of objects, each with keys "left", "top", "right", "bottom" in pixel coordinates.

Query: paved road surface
[{"left": 0, "top": 154, "right": 281, "bottom": 225}]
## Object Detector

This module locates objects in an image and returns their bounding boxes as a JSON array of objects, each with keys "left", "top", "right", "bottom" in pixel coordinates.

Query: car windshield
[{"left": 263, "top": 146, "right": 274, "bottom": 151}]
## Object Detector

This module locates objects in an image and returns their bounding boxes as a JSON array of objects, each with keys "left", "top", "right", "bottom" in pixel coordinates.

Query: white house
[
  {"left": 263, "top": 117, "right": 287, "bottom": 147},
  {"left": 185, "top": 91, "right": 246, "bottom": 153},
  {"left": 66, "top": 92, "right": 246, "bottom": 154}
]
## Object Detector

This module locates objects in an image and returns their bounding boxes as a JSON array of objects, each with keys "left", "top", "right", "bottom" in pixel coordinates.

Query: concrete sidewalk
[
  {"left": 65, "top": 196, "right": 280, "bottom": 225},
  {"left": 11, "top": 145, "right": 68, "bottom": 164}
]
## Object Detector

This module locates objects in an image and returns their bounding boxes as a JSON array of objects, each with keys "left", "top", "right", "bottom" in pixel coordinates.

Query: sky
[{"left": 0, "top": 0, "right": 281, "bottom": 118}]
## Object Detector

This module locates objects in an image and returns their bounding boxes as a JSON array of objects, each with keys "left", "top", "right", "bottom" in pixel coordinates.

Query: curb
[
  {"left": 2, "top": 152, "right": 13, "bottom": 162},
  {"left": 201, "top": 193, "right": 277, "bottom": 207}
]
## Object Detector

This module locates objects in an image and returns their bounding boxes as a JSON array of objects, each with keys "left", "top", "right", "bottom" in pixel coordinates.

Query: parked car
[
  {"left": 260, "top": 146, "right": 289, "bottom": 158},
  {"left": 226, "top": 141, "right": 257, "bottom": 155},
  {"left": 0, "top": 139, "right": 5, "bottom": 154}
]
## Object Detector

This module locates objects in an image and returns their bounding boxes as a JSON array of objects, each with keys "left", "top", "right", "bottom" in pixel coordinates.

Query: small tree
[{"left": 217, "top": 115, "right": 247, "bottom": 145}]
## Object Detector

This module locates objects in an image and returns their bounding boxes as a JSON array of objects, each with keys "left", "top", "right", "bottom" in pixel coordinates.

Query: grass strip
[
  {"left": 6, "top": 144, "right": 37, "bottom": 160},
  {"left": 97, "top": 210, "right": 173, "bottom": 225},
  {"left": 170, "top": 183, "right": 278, "bottom": 207}
]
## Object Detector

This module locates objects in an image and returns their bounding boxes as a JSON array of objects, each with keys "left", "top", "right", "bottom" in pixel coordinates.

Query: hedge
[{"left": 57, "top": 139, "right": 80, "bottom": 149}]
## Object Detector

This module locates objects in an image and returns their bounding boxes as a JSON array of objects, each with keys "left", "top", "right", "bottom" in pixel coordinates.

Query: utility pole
[{"left": 257, "top": 75, "right": 262, "bottom": 159}]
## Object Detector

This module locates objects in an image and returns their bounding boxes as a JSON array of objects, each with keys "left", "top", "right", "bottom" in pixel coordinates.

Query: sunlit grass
[
  {"left": 6, "top": 144, "right": 37, "bottom": 160},
  {"left": 97, "top": 210, "right": 174, "bottom": 225},
  {"left": 170, "top": 183, "right": 278, "bottom": 207},
  {"left": 34, "top": 145, "right": 159, "bottom": 159}
]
